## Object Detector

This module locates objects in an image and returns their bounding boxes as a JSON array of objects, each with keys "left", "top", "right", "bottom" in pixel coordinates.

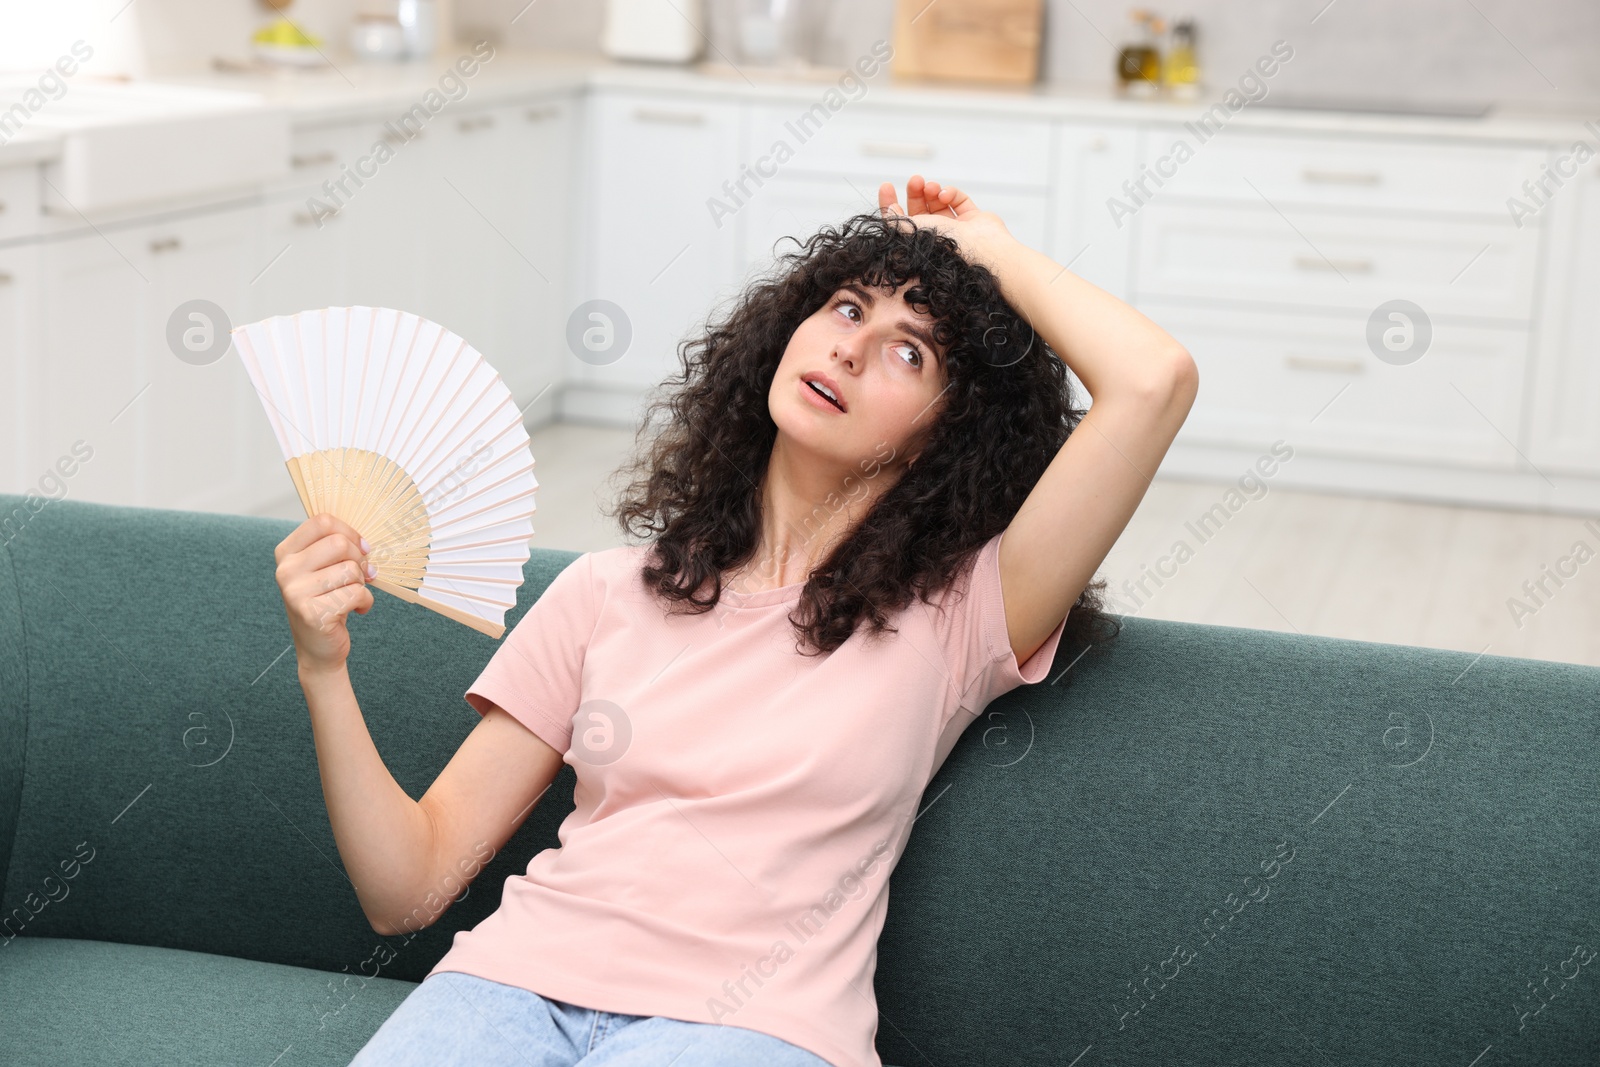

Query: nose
[{"left": 832, "top": 330, "right": 866, "bottom": 370}]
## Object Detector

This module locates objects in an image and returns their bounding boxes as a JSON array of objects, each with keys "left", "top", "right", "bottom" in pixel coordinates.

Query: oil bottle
[
  {"left": 1163, "top": 19, "right": 1200, "bottom": 98},
  {"left": 1115, "top": 9, "right": 1164, "bottom": 97}
]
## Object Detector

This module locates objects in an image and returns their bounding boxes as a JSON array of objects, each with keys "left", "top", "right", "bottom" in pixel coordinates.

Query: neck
[{"left": 727, "top": 435, "right": 905, "bottom": 593}]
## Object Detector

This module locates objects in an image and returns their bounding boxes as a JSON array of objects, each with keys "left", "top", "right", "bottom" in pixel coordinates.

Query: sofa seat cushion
[
  {"left": 1, "top": 936, "right": 414, "bottom": 1066},
  {"left": 1, "top": 937, "right": 921, "bottom": 1066}
]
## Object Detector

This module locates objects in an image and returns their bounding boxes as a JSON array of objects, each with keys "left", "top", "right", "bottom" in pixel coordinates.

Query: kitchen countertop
[
  {"left": 0, "top": 125, "right": 68, "bottom": 168},
  {"left": 4, "top": 44, "right": 1599, "bottom": 169}
]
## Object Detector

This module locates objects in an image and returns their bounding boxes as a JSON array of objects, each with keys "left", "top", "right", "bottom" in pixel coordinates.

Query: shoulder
[
  {"left": 912, "top": 532, "right": 1007, "bottom": 656},
  {"left": 900, "top": 531, "right": 1011, "bottom": 699},
  {"left": 569, "top": 543, "right": 656, "bottom": 605},
  {"left": 920, "top": 531, "right": 1002, "bottom": 617},
  {"left": 545, "top": 543, "right": 643, "bottom": 577}
]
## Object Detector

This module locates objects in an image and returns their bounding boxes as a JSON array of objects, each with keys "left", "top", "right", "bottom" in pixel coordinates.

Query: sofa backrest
[
  {"left": 1, "top": 493, "right": 1596, "bottom": 1067},
  {"left": 0, "top": 493, "right": 585, "bottom": 979}
]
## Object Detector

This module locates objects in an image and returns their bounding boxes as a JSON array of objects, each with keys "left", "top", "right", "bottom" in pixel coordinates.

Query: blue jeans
[{"left": 348, "top": 971, "right": 836, "bottom": 1067}]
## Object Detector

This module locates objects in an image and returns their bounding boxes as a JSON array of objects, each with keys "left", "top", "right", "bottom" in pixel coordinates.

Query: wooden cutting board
[{"left": 891, "top": 0, "right": 1045, "bottom": 86}]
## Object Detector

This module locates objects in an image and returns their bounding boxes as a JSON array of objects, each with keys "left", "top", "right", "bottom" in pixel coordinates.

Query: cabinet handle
[
  {"left": 382, "top": 128, "right": 424, "bottom": 145},
  {"left": 458, "top": 114, "right": 496, "bottom": 132},
  {"left": 1294, "top": 255, "right": 1372, "bottom": 274},
  {"left": 0, "top": 271, "right": 12, "bottom": 285},
  {"left": 859, "top": 139, "right": 935, "bottom": 159},
  {"left": 150, "top": 237, "right": 182, "bottom": 254},
  {"left": 525, "top": 106, "right": 559, "bottom": 122},
  {"left": 292, "top": 209, "right": 337, "bottom": 226},
  {"left": 632, "top": 106, "right": 705, "bottom": 125},
  {"left": 0, "top": 200, "right": 7, "bottom": 213},
  {"left": 1284, "top": 353, "right": 1365, "bottom": 374},
  {"left": 291, "top": 150, "right": 336, "bottom": 168},
  {"left": 1301, "top": 168, "right": 1381, "bottom": 185}
]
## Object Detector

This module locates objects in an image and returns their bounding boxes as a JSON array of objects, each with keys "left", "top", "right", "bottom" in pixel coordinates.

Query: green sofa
[{"left": 1, "top": 493, "right": 1595, "bottom": 1066}]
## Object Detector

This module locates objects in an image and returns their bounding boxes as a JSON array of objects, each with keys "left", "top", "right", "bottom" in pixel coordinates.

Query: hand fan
[{"left": 231, "top": 306, "right": 538, "bottom": 639}]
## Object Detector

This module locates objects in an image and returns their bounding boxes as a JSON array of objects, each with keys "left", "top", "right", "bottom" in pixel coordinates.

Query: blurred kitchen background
[{"left": 1, "top": 0, "right": 1597, "bottom": 666}]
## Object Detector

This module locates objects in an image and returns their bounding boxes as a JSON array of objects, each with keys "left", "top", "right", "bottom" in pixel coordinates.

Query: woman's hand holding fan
[
  {"left": 233, "top": 307, "right": 539, "bottom": 640},
  {"left": 273, "top": 512, "right": 377, "bottom": 675}
]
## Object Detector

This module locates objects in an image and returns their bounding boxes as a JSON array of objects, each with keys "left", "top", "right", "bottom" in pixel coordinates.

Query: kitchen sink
[{"left": 0, "top": 79, "right": 290, "bottom": 215}]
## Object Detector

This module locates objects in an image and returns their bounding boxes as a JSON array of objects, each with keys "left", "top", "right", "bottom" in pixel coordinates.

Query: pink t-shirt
[{"left": 427, "top": 527, "right": 1067, "bottom": 1067}]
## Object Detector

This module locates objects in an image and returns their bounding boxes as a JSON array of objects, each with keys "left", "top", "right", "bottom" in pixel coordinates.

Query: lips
[{"left": 801, "top": 373, "right": 846, "bottom": 413}]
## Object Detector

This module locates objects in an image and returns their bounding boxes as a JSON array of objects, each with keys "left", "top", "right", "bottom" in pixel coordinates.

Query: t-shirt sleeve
[
  {"left": 930, "top": 528, "right": 1069, "bottom": 716},
  {"left": 463, "top": 551, "right": 597, "bottom": 756}
]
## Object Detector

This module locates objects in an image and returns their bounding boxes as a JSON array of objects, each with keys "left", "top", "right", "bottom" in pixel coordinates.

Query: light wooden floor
[{"left": 257, "top": 418, "right": 1600, "bottom": 669}]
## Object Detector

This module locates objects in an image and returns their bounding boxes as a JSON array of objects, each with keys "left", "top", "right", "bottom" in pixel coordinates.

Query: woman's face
[{"left": 771, "top": 278, "right": 951, "bottom": 475}]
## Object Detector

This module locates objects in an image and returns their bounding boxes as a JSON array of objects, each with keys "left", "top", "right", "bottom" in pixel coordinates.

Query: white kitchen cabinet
[
  {"left": 738, "top": 175, "right": 878, "bottom": 274},
  {"left": 0, "top": 164, "right": 43, "bottom": 499},
  {"left": 576, "top": 92, "right": 743, "bottom": 393},
  {"left": 37, "top": 204, "right": 263, "bottom": 513},
  {"left": 424, "top": 95, "right": 577, "bottom": 412},
  {"left": 1134, "top": 201, "right": 1541, "bottom": 323},
  {"left": 1121, "top": 129, "right": 1552, "bottom": 487},
  {"left": 736, "top": 101, "right": 1054, "bottom": 286},
  {"left": 278, "top": 122, "right": 371, "bottom": 196},
  {"left": 37, "top": 229, "right": 151, "bottom": 508},
  {"left": 247, "top": 99, "right": 580, "bottom": 513},
  {"left": 1528, "top": 151, "right": 1600, "bottom": 476},
  {"left": 0, "top": 166, "right": 42, "bottom": 243},
  {"left": 414, "top": 114, "right": 486, "bottom": 356},
  {"left": 248, "top": 122, "right": 371, "bottom": 322},
  {"left": 508, "top": 97, "right": 578, "bottom": 414},
  {"left": 6, "top": 72, "right": 1600, "bottom": 517},
  {"left": 252, "top": 194, "right": 353, "bottom": 319},
  {"left": 1151, "top": 302, "right": 1531, "bottom": 469},
  {"left": 253, "top": 118, "right": 394, "bottom": 325},
  {"left": 1052, "top": 123, "right": 1140, "bottom": 304},
  {"left": 261, "top": 98, "right": 578, "bottom": 419},
  {"left": 742, "top": 102, "right": 1053, "bottom": 190},
  {"left": 139, "top": 206, "right": 263, "bottom": 514},
  {"left": 1152, "top": 129, "right": 1548, "bottom": 219},
  {"left": 341, "top": 123, "right": 435, "bottom": 325},
  {"left": 268, "top": 115, "right": 439, "bottom": 326},
  {"left": 0, "top": 243, "right": 40, "bottom": 497},
  {"left": 737, "top": 174, "right": 1049, "bottom": 278}
]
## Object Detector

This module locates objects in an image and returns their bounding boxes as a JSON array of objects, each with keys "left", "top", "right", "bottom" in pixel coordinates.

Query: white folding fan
[{"left": 231, "top": 306, "right": 538, "bottom": 639}]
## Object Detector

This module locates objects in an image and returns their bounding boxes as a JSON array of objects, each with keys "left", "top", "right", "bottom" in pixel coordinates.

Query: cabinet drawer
[
  {"left": 0, "top": 166, "right": 41, "bottom": 244},
  {"left": 279, "top": 122, "right": 383, "bottom": 194},
  {"left": 1135, "top": 202, "right": 1539, "bottom": 321},
  {"left": 1151, "top": 303, "right": 1531, "bottom": 469},
  {"left": 743, "top": 103, "right": 1051, "bottom": 189},
  {"left": 1154, "top": 129, "right": 1547, "bottom": 219}
]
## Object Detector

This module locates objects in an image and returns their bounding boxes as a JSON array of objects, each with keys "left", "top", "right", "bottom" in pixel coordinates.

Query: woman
[{"left": 275, "top": 176, "right": 1197, "bottom": 1067}]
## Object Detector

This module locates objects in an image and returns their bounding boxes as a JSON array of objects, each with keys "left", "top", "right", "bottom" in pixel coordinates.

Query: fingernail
[
  {"left": 360, "top": 537, "right": 370, "bottom": 553},
  {"left": 366, "top": 562, "right": 377, "bottom": 580}
]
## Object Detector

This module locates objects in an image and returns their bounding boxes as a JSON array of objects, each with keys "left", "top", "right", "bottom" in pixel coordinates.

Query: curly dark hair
[{"left": 603, "top": 210, "right": 1122, "bottom": 678}]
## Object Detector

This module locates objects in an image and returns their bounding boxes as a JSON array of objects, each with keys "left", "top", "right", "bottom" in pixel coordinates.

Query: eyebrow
[{"left": 839, "top": 282, "right": 945, "bottom": 365}]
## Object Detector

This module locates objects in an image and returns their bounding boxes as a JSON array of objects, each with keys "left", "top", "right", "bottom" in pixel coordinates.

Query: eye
[{"left": 838, "top": 295, "right": 928, "bottom": 371}]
